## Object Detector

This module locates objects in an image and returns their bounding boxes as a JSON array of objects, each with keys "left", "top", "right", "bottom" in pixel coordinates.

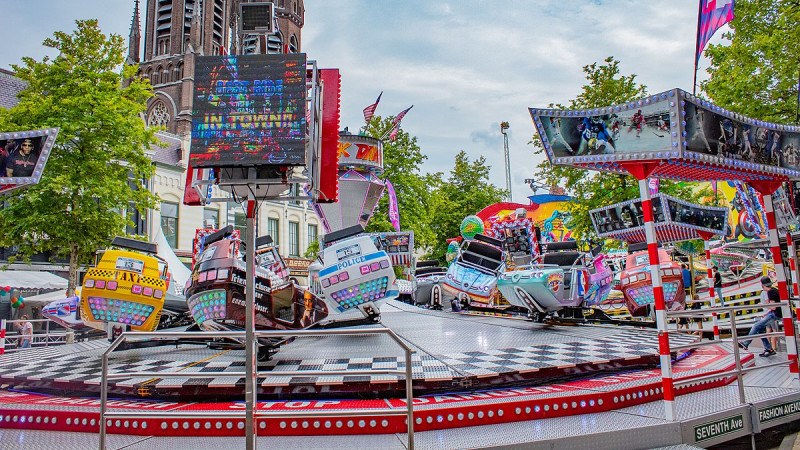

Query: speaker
[{"left": 240, "top": 2, "right": 274, "bottom": 33}]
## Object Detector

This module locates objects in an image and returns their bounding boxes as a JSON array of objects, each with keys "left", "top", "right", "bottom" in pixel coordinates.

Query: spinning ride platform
[
  {"left": 2, "top": 302, "right": 800, "bottom": 448},
  {"left": 0, "top": 302, "right": 698, "bottom": 401}
]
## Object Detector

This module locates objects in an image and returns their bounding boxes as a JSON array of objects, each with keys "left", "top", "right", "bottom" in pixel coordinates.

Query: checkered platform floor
[{"left": 0, "top": 304, "right": 697, "bottom": 393}]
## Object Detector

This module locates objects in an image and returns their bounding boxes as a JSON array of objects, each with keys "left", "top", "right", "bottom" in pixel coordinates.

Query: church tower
[{"left": 130, "top": 0, "right": 305, "bottom": 136}]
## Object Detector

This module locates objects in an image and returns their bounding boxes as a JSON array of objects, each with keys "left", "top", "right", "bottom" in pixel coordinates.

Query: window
[
  {"left": 233, "top": 212, "right": 246, "bottom": 236},
  {"left": 161, "top": 202, "right": 179, "bottom": 248},
  {"left": 268, "top": 218, "right": 280, "bottom": 245},
  {"left": 288, "top": 221, "right": 300, "bottom": 256},
  {"left": 204, "top": 208, "right": 219, "bottom": 229},
  {"left": 307, "top": 224, "right": 318, "bottom": 248},
  {"left": 147, "top": 101, "right": 170, "bottom": 128}
]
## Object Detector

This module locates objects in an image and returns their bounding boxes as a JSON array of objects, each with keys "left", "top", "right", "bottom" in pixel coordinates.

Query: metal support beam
[
  {"left": 636, "top": 177, "right": 676, "bottom": 421},
  {"left": 245, "top": 194, "right": 257, "bottom": 449},
  {"left": 761, "top": 192, "right": 800, "bottom": 374}
]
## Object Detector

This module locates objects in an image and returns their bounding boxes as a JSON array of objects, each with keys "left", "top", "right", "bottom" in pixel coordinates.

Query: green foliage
[
  {"left": 0, "top": 20, "right": 159, "bottom": 294},
  {"left": 361, "top": 116, "right": 437, "bottom": 250},
  {"left": 531, "top": 56, "right": 709, "bottom": 242},
  {"left": 303, "top": 239, "right": 320, "bottom": 259},
  {"left": 702, "top": 0, "right": 800, "bottom": 123},
  {"left": 427, "top": 151, "right": 506, "bottom": 261}
]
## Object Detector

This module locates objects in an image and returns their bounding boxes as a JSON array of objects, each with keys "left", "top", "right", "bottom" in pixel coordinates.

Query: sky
[{"left": 0, "top": 0, "right": 724, "bottom": 203}]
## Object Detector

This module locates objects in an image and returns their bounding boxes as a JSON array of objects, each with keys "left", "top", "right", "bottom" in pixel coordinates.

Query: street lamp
[{"left": 500, "top": 121, "right": 512, "bottom": 202}]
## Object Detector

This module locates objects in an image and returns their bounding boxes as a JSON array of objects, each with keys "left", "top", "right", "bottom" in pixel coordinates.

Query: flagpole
[{"left": 693, "top": 0, "right": 703, "bottom": 95}]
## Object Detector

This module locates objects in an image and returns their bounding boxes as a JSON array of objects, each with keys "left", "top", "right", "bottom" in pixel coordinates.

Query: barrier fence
[{"left": 99, "top": 328, "right": 416, "bottom": 450}]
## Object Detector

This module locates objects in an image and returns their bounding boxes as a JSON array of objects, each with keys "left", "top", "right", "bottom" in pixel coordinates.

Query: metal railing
[
  {"left": 1, "top": 318, "right": 72, "bottom": 353},
  {"left": 665, "top": 301, "right": 794, "bottom": 407},
  {"left": 99, "top": 328, "right": 415, "bottom": 449}
]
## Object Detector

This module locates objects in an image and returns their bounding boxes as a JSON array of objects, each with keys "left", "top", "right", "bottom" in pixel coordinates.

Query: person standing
[
  {"left": 681, "top": 263, "right": 692, "bottom": 298},
  {"left": 713, "top": 266, "right": 724, "bottom": 306},
  {"left": 17, "top": 315, "right": 32, "bottom": 349},
  {"left": 739, "top": 277, "right": 781, "bottom": 357}
]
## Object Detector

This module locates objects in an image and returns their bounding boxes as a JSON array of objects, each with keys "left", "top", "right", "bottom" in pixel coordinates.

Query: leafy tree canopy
[
  {"left": 531, "top": 56, "right": 707, "bottom": 242},
  {"left": 0, "top": 20, "right": 159, "bottom": 294},
  {"left": 361, "top": 116, "right": 437, "bottom": 251},
  {"left": 702, "top": 0, "right": 800, "bottom": 123},
  {"left": 427, "top": 151, "right": 506, "bottom": 261}
]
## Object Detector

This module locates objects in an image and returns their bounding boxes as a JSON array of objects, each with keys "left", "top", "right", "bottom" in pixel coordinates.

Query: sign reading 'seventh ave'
[{"left": 694, "top": 415, "right": 745, "bottom": 443}]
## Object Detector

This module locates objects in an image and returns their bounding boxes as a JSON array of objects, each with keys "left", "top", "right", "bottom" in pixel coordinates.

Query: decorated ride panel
[
  {"left": 443, "top": 234, "right": 505, "bottom": 306},
  {"left": 185, "top": 239, "right": 328, "bottom": 331},
  {"left": 193, "top": 228, "right": 241, "bottom": 267},
  {"left": 590, "top": 193, "right": 728, "bottom": 243},
  {"left": 0, "top": 128, "right": 59, "bottom": 195},
  {"left": 309, "top": 235, "right": 398, "bottom": 314},
  {"left": 530, "top": 88, "right": 800, "bottom": 183},
  {"left": 497, "top": 265, "right": 564, "bottom": 313},
  {"left": 367, "top": 231, "right": 414, "bottom": 268},
  {"left": 619, "top": 249, "right": 685, "bottom": 317},
  {"left": 485, "top": 215, "right": 541, "bottom": 267},
  {"left": 338, "top": 133, "right": 383, "bottom": 173},
  {"left": 42, "top": 296, "right": 85, "bottom": 330},
  {"left": 79, "top": 249, "right": 169, "bottom": 333}
]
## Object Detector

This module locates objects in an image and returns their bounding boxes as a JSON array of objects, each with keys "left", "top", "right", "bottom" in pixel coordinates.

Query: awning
[{"left": 0, "top": 270, "right": 68, "bottom": 289}]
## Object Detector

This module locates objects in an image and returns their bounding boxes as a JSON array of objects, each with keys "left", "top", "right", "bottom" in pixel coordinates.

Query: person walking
[
  {"left": 16, "top": 315, "right": 32, "bottom": 349},
  {"left": 739, "top": 277, "right": 781, "bottom": 357},
  {"left": 712, "top": 266, "right": 724, "bottom": 306}
]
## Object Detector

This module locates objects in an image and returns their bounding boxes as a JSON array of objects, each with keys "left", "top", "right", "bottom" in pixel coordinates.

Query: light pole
[{"left": 500, "top": 121, "right": 512, "bottom": 202}]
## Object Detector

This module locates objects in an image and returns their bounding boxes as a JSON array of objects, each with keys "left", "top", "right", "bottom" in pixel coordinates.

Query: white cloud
[{"left": 1, "top": 0, "right": 720, "bottom": 203}]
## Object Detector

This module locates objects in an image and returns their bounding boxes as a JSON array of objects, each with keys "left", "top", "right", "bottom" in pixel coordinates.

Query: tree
[
  {"left": 531, "top": 57, "right": 704, "bottom": 241},
  {"left": 427, "top": 151, "right": 506, "bottom": 261},
  {"left": 361, "top": 116, "right": 437, "bottom": 251},
  {"left": 303, "top": 240, "right": 320, "bottom": 259},
  {"left": 0, "top": 20, "right": 159, "bottom": 295},
  {"left": 701, "top": 0, "right": 800, "bottom": 123}
]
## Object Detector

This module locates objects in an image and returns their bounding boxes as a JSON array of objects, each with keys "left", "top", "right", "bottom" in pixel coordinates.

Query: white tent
[
  {"left": 0, "top": 270, "right": 68, "bottom": 290},
  {"left": 154, "top": 225, "right": 191, "bottom": 297},
  {"left": 22, "top": 289, "right": 70, "bottom": 307}
]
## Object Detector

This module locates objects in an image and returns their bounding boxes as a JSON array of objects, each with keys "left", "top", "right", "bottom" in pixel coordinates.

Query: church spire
[
  {"left": 189, "top": 0, "right": 203, "bottom": 53},
  {"left": 127, "top": 0, "right": 141, "bottom": 64}
]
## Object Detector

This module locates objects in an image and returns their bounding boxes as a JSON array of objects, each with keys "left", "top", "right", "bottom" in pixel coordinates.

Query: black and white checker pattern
[{"left": 0, "top": 314, "right": 698, "bottom": 392}]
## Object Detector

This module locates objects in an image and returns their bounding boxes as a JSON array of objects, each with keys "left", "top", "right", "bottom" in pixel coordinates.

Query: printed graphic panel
[{"left": 536, "top": 101, "right": 673, "bottom": 159}]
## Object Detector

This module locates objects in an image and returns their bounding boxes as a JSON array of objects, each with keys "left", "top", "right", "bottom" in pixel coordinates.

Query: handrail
[
  {"left": 663, "top": 299, "right": 793, "bottom": 403},
  {"left": 99, "top": 327, "right": 415, "bottom": 450}
]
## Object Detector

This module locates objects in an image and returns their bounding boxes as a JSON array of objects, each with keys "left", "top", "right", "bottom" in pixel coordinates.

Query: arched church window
[{"left": 147, "top": 102, "right": 171, "bottom": 128}]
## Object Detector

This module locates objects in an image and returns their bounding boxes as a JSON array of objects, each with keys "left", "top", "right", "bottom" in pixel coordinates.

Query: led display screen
[
  {"left": 190, "top": 54, "right": 307, "bottom": 168},
  {"left": 536, "top": 101, "right": 673, "bottom": 159}
]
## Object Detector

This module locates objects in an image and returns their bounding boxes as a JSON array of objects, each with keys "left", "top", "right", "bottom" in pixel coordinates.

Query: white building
[{"left": 148, "top": 132, "right": 321, "bottom": 267}]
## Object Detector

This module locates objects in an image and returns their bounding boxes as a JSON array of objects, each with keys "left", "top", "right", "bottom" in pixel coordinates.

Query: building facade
[{"left": 130, "top": 0, "right": 320, "bottom": 265}]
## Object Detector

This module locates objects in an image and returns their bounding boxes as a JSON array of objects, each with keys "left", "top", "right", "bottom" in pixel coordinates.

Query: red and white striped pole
[
  {"left": 637, "top": 177, "right": 676, "bottom": 421},
  {"left": 0, "top": 319, "right": 5, "bottom": 355},
  {"left": 787, "top": 232, "right": 799, "bottom": 298},
  {"left": 762, "top": 192, "right": 799, "bottom": 373},
  {"left": 703, "top": 239, "right": 720, "bottom": 340}
]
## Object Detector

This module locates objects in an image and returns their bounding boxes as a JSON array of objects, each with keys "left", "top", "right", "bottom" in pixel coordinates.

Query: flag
[
  {"left": 386, "top": 180, "right": 400, "bottom": 231},
  {"left": 383, "top": 105, "right": 414, "bottom": 141},
  {"left": 362, "top": 92, "right": 382, "bottom": 122},
  {"left": 648, "top": 178, "right": 660, "bottom": 196},
  {"left": 388, "top": 126, "right": 400, "bottom": 141},
  {"left": 696, "top": 0, "right": 735, "bottom": 64},
  {"left": 392, "top": 105, "right": 413, "bottom": 127}
]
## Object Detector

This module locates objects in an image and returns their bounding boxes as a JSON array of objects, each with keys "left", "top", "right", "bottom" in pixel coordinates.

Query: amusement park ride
[{"left": 8, "top": 60, "right": 800, "bottom": 447}]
